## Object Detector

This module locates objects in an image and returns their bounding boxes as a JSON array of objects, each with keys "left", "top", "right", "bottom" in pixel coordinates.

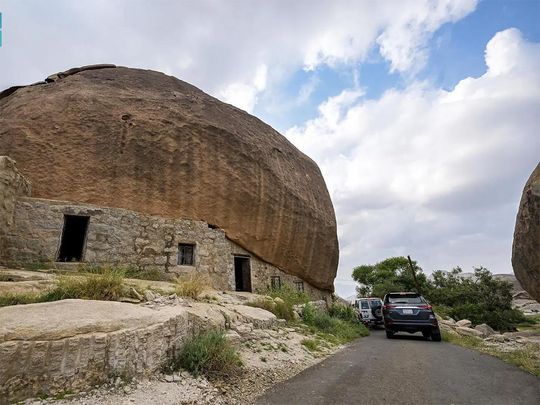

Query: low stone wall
[
  {"left": 0, "top": 299, "right": 276, "bottom": 403},
  {"left": 0, "top": 196, "right": 327, "bottom": 299}
]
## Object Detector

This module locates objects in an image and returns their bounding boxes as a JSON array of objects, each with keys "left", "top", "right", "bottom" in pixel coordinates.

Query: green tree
[
  {"left": 425, "top": 266, "right": 525, "bottom": 331},
  {"left": 352, "top": 257, "right": 528, "bottom": 331},
  {"left": 352, "top": 256, "right": 428, "bottom": 298}
]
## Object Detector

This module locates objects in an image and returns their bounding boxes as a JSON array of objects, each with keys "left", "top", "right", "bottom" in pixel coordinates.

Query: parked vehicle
[
  {"left": 354, "top": 297, "right": 384, "bottom": 328},
  {"left": 382, "top": 292, "right": 441, "bottom": 341}
]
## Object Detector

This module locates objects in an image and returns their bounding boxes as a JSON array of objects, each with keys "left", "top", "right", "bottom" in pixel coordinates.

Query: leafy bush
[
  {"left": 426, "top": 267, "right": 528, "bottom": 332},
  {"left": 302, "top": 303, "right": 369, "bottom": 343},
  {"left": 167, "top": 329, "right": 243, "bottom": 379},
  {"left": 174, "top": 273, "right": 208, "bottom": 299},
  {"left": 328, "top": 303, "right": 358, "bottom": 323}
]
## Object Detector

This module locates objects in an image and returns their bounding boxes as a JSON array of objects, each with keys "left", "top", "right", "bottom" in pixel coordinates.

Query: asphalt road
[{"left": 256, "top": 330, "right": 540, "bottom": 405}]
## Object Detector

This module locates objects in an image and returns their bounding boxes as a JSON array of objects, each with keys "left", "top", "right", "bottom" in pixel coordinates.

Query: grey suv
[{"left": 382, "top": 292, "right": 441, "bottom": 341}]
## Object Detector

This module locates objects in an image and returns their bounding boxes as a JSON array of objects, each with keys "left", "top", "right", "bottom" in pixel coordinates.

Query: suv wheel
[
  {"left": 385, "top": 330, "right": 394, "bottom": 339},
  {"left": 431, "top": 330, "right": 442, "bottom": 342}
]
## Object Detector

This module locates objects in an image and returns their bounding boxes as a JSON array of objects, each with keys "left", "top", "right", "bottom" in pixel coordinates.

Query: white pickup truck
[{"left": 354, "top": 297, "right": 384, "bottom": 328}]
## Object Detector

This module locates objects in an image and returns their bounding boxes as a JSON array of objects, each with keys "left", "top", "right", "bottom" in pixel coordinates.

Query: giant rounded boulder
[
  {"left": 0, "top": 65, "right": 338, "bottom": 291},
  {"left": 512, "top": 163, "right": 540, "bottom": 301}
]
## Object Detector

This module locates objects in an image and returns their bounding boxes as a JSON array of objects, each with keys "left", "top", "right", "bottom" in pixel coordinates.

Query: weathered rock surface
[
  {"left": 513, "top": 162, "right": 540, "bottom": 301},
  {"left": 0, "top": 65, "right": 338, "bottom": 291},
  {"left": 474, "top": 323, "right": 496, "bottom": 337},
  {"left": 0, "top": 299, "right": 277, "bottom": 402},
  {"left": 455, "top": 319, "right": 472, "bottom": 328},
  {"left": 456, "top": 326, "right": 483, "bottom": 337}
]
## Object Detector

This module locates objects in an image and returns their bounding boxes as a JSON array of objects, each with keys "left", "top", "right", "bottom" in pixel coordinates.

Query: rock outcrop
[
  {"left": 512, "top": 163, "right": 540, "bottom": 301},
  {"left": 0, "top": 298, "right": 277, "bottom": 402},
  {"left": 0, "top": 65, "right": 338, "bottom": 291}
]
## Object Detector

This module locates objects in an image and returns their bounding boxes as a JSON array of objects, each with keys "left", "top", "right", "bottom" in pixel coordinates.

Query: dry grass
[
  {"left": 0, "top": 268, "right": 129, "bottom": 307},
  {"left": 174, "top": 273, "right": 209, "bottom": 299}
]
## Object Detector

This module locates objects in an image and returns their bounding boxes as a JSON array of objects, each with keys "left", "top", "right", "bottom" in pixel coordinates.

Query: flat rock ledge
[{"left": 0, "top": 299, "right": 276, "bottom": 403}]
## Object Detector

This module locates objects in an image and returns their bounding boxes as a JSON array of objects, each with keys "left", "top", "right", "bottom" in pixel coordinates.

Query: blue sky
[
  {"left": 0, "top": 0, "right": 539, "bottom": 297},
  {"left": 255, "top": 0, "right": 540, "bottom": 133}
]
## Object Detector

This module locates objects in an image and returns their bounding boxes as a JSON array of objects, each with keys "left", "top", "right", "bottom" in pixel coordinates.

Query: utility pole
[{"left": 407, "top": 255, "right": 421, "bottom": 293}]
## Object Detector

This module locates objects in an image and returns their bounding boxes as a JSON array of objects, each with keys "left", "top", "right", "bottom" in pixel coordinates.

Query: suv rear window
[
  {"left": 360, "top": 300, "right": 369, "bottom": 309},
  {"left": 386, "top": 294, "right": 425, "bottom": 304},
  {"left": 369, "top": 300, "right": 382, "bottom": 308}
]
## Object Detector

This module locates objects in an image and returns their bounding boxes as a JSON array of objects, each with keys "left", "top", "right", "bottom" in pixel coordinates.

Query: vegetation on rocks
[
  {"left": 46, "top": 268, "right": 127, "bottom": 301},
  {"left": 166, "top": 329, "right": 243, "bottom": 379},
  {"left": 247, "top": 298, "right": 296, "bottom": 322},
  {"left": 300, "top": 338, "right": 321, "bottom": 352},
  {"left": 82, "top": 264, "right": 164, "bottom": 281},
  {"left": 352, "top": 256, "right": 530, "bottom": 331},
  {"left": 174, "top": 273, "right": 209, "bottom": 299},
  {"left": 249, "top": 285, "right": 310, "bottom": 322},
  {"left": 302, "top": 303, "right": 369, "bottom": 344},
  {"left": 0, "top": 268, "right": 129, "bottom": 307},
  {"left": 441, "top": 329, "right": 540, "bottom": 377}
]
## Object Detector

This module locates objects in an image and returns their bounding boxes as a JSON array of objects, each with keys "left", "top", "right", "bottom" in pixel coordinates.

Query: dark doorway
[
  {"left": 57, "top": 215, "right": 90, "bottom": 262},
  {"left": 234, "top": 256, "right": 252, "bottom": 292}
]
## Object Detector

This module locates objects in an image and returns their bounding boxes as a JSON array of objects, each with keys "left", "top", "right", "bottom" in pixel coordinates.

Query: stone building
[{"left": 0, "top": 65, "right": 339, "bottom": 299}]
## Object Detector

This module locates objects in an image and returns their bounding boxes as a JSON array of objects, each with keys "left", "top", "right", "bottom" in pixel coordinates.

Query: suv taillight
[
  {"left": 382, "top": 304, "right": 394, "bottom": 311},
  {"left": 417, "top": 305, "right": 432, "bottom": 310}
]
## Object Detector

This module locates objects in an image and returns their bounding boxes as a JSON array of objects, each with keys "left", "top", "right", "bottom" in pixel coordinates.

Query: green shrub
[
  {"left": 261, "top": 285, "right": 311, "bottom": 306},
  {"left": 448, "top": 304, "right": 528, "bottom": 332},
  {"left": 328, "top": 303, "right": 358, "bottom": 323},
  {"left": 251, "top": 285, "right": 310, "bottom": 322},
  {"left": 247, "top": 298, "right": 295, "bottom": 321},
  {"left": 302, "top": 303, "right": 369, "bottom": 343},
  {"left": 301, "top": 338, "right": 321, "bottom": 352},
  {"left": 168, "top": 329, "right": 243, "bottom": 379}
]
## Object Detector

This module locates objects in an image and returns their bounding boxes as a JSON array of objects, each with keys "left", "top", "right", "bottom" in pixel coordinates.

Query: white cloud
[
  {"left": 220, "top": 64, "right": 268, "bottom": 112},
  {"left": 287, "top": 29, "right": 540, "bottom": 296},
  {"left": 0, "top": 0, "right": 477, "bottom": 111},
  {"left": 377, "top": 0, "right": 478, "bottom": 73}
]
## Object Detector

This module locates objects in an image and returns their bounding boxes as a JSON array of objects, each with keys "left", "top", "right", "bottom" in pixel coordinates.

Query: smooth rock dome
[
  {"left": 0, "top": 65, "right": 338, "bottom": 291},
  {"left": 512, "top": 162, "right": 540, "bottom": 301}
]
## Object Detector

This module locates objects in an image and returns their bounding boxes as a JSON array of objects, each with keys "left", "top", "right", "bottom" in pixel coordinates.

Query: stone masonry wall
[
  {"left": 1, "top": 197, "right": 327, "bottom": 300},
  {"left": 0, "top": 157, "right": 32, "bottom": 257}
]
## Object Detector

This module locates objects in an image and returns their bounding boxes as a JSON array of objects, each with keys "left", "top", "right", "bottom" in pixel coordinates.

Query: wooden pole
[{"left": 407, "top": 255, "right": 421, "bottom": 293}]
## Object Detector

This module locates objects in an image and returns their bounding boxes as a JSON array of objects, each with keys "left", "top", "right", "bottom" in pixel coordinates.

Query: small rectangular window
[
  {"left": 178, "top": 243, "right": 195, "bottom": 265},
  {"left": 270, "top": 276, "right": 281, "bottom": 290},
  {"left": 294, "top": 280, "right": 304, "bottom": 293}
]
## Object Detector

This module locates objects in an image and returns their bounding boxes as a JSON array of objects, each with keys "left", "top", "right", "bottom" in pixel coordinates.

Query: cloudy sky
[{"left": 0, "top": 0, "right": 539, "bottom": 296}]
